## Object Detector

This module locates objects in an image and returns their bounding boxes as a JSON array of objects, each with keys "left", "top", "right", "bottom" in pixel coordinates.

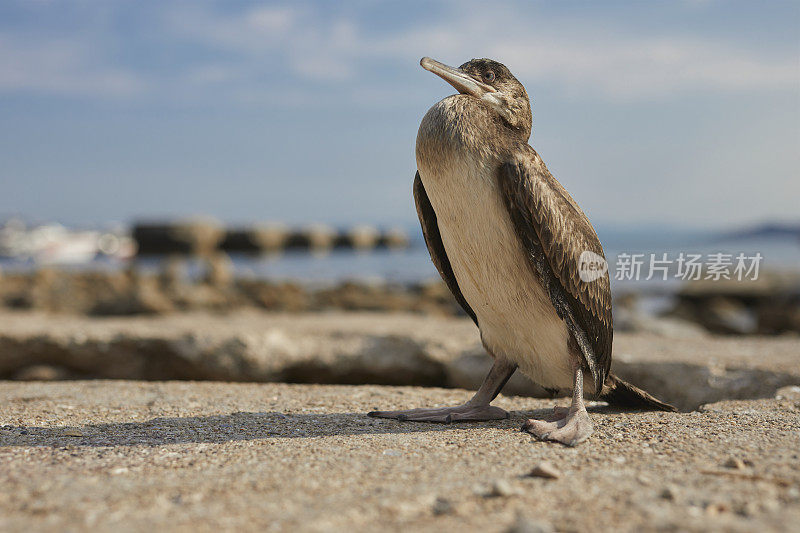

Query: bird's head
[{"left": 421, "top": 57, "right": 532, "bottom": 138}]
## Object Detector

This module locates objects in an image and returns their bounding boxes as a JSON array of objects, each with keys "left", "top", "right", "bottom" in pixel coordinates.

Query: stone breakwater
[{"left": 133, "top": 220, "right": 410, "bottom": 255}]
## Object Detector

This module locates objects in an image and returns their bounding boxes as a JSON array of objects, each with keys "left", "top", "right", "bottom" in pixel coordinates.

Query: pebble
[
  {"left": 705, "top": 502, "right": 730, "bottom": 516},
  {"left": 526, "top": 461, "right": 561, "bottom": 479},
  {"left": 431, "top": 497, "right": 452, "bottom": 515},
  {"left": 63, "top": 428, "right": 84, "bottom": 437},
  {"left": 505, "top": 514, "right": 554, "bottom": 533},
  {"left": 775, "top": 386, "right": 800, "bottom": 400},
  {"left": 761, "top": 499, "right": 781, "bottom": 513},
  {"left": 487, "top": 479, "right": 519, "bottom": 498},
  {"left": 723, "top": 457, "right": 746, "bottom": 470},
  {"left": 686, "top": 506, "right": 702, "bottom": 518},
  {"left": 660, "top": 485, "right": 678, "bottom": 501}
]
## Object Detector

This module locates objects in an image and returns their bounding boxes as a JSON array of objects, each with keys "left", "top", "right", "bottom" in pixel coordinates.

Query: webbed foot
[
  {"left": 368, "top": 403, "right": 508, "bottom": 423},
  {"left": 522, "top": 405, "right": 593, "bottom": 446}
]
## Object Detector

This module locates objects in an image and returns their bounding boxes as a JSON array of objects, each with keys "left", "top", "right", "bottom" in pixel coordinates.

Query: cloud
[
  {"left": 490, "top": 37, "right": 798, "bottom": 98},
  {"left": 164, "top": 5, "right": 358, "bottom": 82},
  {"left": 0, "top": 2, "right": 796, "bottom": 103},
  {"left": 167, "top": 3, "right": 798, "bottom": 101},
  {"left": 365, "top": 10, "right": 799, "bottom": 99},
  {"left": 0, "top": 34, "right": 145, "bottom": 98}
]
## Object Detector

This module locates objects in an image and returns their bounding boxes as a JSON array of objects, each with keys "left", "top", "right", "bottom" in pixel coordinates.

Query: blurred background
[{"left": 0, "top": 0, "right": 799, "bottom": 351}]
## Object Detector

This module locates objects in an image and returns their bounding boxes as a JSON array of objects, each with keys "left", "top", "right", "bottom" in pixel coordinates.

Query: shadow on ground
[{"left": 0, "top": 406, "right": 615, "bottom": 448}]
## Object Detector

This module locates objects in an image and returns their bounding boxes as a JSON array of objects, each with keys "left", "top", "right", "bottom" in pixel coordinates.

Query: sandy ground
[{"left": 1, "top": 380, "right": 799, "bottom": 532}]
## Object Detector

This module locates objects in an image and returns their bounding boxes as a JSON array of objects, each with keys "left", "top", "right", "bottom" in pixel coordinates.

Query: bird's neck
[{"left": 416, "top": 95, "right": 521, "bottom": 175}]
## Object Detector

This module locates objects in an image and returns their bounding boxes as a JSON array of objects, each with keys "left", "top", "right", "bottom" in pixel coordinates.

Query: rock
[
  {"left": 12, "top": 364, "right": 71, "bottom": 381},
  {"left": 377, "top": 228, "right": 410, "bottom": 249},
  {"left": 723, "top": 457, "right": 746, "bottom": 470},
  {"left": 677, "top": 272, "right": 790, "bottom": 301},
  {"left": 159, "top": 256, "right": 187, "bottom": 289},
  {"left": 756, "top": 301, "right": 800, "bottom": 335},
  {"left": 284, "top": 224, "right": 336, "bottom": 250},
  {"left": 616, "top": 310, "right": 707, "bottom": 339},
  {"left": 0, "top": 311, "right": 798, "bottom": 411},
  {"left": 63, "top": 428, "right": 83, "bottom": 437},
  {"left": 133, "top": 219, "right": 224, "bottom": 256},
  {"left": 204, "top": 254, "right": 234, "bottom": 287},
  {"left": 505, "top": 514, "right": 554, "bottom": 533},
  {"left": 705, "top": 502, "right": 730, "bottom": 516},
  {"left": 487, "top": 479, "right": 519, "bottom": 498},
  {"left": 526, "top": 461, "right": 561, "bottom": 479},
  {"left": 90, "top": 275, "right": 175, "bottom": 316},
  {"left": 666, "top": 272, "right": 800, "bottom": 335},
  {"left": 335, "top": 225, "right": 380, "bottom": 250},
  {"left": 775, "top": 385, "right": 800, "bottom": 400},
  {"left": 220, "top": 224, "right": 289, "bottom": 253},
  {"left": 703, "top": 297, "right": 759, "bottom": 335},
  {"left": 611, "top": 336, "right": 800, "bottom": 412},
  {"left": 431, "top": 497, "right": 452, "bottom": 515},
  {"left": 660, "top": 485, "right": 678, "bottom": 501}
]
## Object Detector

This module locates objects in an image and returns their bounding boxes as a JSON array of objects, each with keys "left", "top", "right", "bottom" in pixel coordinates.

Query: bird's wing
[
  {"left": 413, "top": 172, "right": 478, "bottom": 325},
  {"left": 498, "top": 149, "right": 612, "bottom": 389}
]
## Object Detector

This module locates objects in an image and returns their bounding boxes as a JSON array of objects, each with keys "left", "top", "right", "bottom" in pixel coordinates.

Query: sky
[{"left": 1, "top": 0, "right": 798, "bottom": 230}]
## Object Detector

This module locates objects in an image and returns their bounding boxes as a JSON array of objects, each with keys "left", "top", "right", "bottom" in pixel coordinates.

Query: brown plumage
[
  {"left": 498, "top": 150, "right": 612, "bottom": 390},
  {"left": 368, "top": 57, "right": 673, "bottom": 448},
  {"left": 415, "top": 57, "right": 672, "bottom": 409}
]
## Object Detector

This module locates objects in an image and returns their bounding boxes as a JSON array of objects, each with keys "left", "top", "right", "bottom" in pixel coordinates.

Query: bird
[{"left": 369, "top": 57, "right": 675, "bottom": 446}]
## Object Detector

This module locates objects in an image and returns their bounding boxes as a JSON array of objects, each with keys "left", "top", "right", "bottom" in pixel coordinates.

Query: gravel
[{"left": 1, "top": 380, "right": 799, "bottom": 532}]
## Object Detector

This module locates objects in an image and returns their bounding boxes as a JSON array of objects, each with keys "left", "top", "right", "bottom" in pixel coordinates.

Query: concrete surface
[
  {"left": 2, "top": 311, "right": 799, "bottom": 411},
  {"left": 1, "top": 381, "right": 799, "bottom": 532}
]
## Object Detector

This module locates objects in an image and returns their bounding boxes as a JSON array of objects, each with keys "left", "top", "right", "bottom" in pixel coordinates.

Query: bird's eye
[{"left": 483, "top": 71, "right": 495, "bottom": 82}]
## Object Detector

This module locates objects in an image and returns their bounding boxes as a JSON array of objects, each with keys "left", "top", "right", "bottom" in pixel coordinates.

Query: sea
[{"left": 3, "top": 228, "right": 796, "bottom": 297}]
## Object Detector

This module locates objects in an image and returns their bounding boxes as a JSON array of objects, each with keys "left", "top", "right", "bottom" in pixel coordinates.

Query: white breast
[{"left": 417, "top": 151, "right": 574, "bottom": 390}]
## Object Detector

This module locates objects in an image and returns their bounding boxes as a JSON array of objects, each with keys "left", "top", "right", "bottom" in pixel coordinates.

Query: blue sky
[{"left": 1, "top": 0, "right": 798, "bottom": 229}]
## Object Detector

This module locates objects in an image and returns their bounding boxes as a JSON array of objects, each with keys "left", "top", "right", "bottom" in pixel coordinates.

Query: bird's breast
[
  {"left": 416, "top": 96, "right": 498, "bottom": 178},
  {"left": 415, "top": 125, "right": 573, "bottom": 389}
]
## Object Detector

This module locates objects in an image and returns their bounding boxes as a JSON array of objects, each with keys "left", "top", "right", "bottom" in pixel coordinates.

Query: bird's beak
[{"left": 420, "top": 57, "right": 497, "bottom": 98}]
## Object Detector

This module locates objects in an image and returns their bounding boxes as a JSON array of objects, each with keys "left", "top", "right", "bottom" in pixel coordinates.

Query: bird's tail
[{"left": 599, "top": 373, "right": 677, "bottom": 412}]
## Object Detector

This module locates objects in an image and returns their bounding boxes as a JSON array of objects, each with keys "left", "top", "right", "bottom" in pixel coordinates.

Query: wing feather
[
  {"left": 498, "top": 150, "right": 613, "bottom": 388},
  {"left": 413, "top": 172, "right": 478, "bottom": 326}
]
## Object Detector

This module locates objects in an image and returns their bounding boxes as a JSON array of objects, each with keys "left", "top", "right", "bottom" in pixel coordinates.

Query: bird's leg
[
  {"left": 368, "top": 356, "right": 517, "bottom": 423},
  {"left": 522, "top": 358, "right": 593, "bottom": 446}
]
